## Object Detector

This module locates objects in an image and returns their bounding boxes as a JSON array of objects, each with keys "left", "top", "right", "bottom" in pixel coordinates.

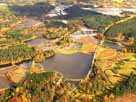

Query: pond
[
  {"left": 19, "top": 53, "right": 94, "bottom": 79},
  {"left": 27, "top": 37, "right": 47, "bottom": 47},
  {"left": 43, "top": 53, "right": 93, "bottom": 79}
]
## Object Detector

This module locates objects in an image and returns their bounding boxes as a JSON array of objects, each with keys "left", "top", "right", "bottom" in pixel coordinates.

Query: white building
[
  {"left": 72, "top": 27, "right": 98, "bottom": 39},
  {"left": 45, "top": 5, "right": 72, "bottom": 18}
]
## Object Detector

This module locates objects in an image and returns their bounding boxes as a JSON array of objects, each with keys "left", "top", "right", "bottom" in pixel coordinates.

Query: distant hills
[{"left": 1, "top": 0, "right": 136, "bottom": 8}]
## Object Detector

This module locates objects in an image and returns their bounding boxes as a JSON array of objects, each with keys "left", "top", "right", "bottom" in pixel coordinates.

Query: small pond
[{"left": 27, "top": 37, "right": 47, "bottom": 47}]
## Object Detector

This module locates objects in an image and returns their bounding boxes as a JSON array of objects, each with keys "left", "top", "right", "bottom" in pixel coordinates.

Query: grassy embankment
[{"left": 55, "top": 42, "right": 97, "bottom": 54}]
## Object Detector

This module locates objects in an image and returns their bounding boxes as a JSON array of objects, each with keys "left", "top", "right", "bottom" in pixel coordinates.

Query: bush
[{"left": 45, "top": 21, "right": 68, "bottom": 28}]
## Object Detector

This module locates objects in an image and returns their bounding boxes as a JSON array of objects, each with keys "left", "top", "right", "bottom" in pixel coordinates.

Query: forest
[
  {"left": 105, "top": 17, "right": 136, "bottom": 39},
  {"left": 83, "top": 15, "right": 120, "bottom": 32},
  {"left": 0, "top": 44, "right": 35, "bottom": 65}
]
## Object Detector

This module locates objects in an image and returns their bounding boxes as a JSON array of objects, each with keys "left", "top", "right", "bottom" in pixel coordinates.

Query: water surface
[
  {"left": 43, "top": 53, "right": 93, "bottom": 79},
  {"left": 27, "top": 37, "right": 47, "bottom": 47}
]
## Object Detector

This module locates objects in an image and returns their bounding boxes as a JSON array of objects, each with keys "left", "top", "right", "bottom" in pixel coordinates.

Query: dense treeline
[
  {"left": 7, "top": 30, "right": 33, "bottom": 41},
  {"left": 77, "top": 69, "right": 111, "bottom": 101},
  {"left": 0, "top": 69, "right": 135, "bottom": 102},
  {"left": 42, "top": 28, "right": 70, "bottom": 40},
  {"left": 0, "top": 44, "right": 35, "bottom": 65},
  {"left": 83, "top": 15, "right": 120, "bottom": 32},
  {"left": 8, "top": 2, "right": 54, "bottom": 17},
  {"left": 34, "top": 50, "right": 55, "bottom": 62},
  {"left": 45, "top": 21, "right": 68, "bottom": 28},
  {"left": 0, "top": 72, "right": 75, "bottom": 102},
  {"left": 1, "top": 0, "right": 78, "bottom": 5},
  {"left": 105, "top": 18, "right": 136, "bottom": 39}
]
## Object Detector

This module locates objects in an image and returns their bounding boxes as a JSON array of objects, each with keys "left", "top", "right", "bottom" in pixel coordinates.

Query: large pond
[
  {"left": 19, "top": 53, "right": 94, "bottom": 79},
  {"left": 43, "top": 53, "right": 93, "bottom": 79}
]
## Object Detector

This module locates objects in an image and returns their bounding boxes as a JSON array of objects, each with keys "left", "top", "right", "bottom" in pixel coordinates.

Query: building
[{"left": 72, "top": 27, "right": 98, "bottom": 39}]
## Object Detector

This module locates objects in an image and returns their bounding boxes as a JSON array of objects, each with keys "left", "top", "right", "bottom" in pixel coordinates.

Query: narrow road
[{"left": 85, "top": 14, "right": 136, "bottom": 80}]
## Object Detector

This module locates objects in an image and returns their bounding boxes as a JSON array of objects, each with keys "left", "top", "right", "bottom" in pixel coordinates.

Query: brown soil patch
[
  {"left": 78, "top": 36, "right": 98, "bottom": 44},
  {"left": 115, "top": 93, "right": 136, "bottom": 102},
  {"left": 82, "top": 43, "right": 97, "bottom": 53},
  {"left": 6, "top": 67, "right": 27, "bottom": 83}
]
